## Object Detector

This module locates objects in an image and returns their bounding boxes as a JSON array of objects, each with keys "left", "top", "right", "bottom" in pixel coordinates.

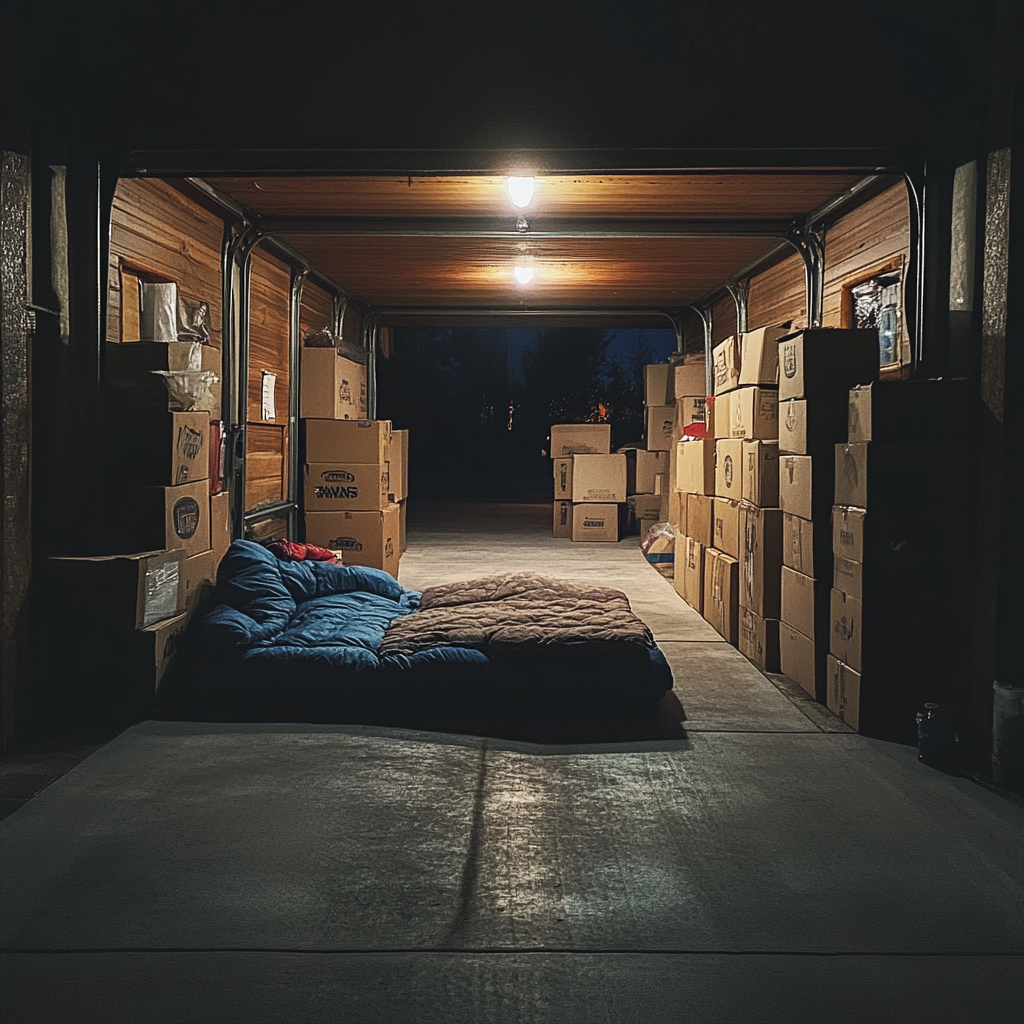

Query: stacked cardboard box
[
  {"left": 827, "top": 379, "right": 970, "bottom": 740},
  {"left": 302, "top": 419, "right": 402, "bottom": 577},
  {"left": 550, "top": 424, "right": 625, "bottom": 542},
  {"left": 775, "top": 329, "right": 879, "bottom": 701}
]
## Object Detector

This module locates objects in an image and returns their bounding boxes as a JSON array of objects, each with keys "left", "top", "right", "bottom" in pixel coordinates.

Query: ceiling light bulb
[
  {"left": 514, "top": 265, "right": 534, "bottom": 284},
  {"left": 507, "top": 176, "right": 535, "bottom": 209}
]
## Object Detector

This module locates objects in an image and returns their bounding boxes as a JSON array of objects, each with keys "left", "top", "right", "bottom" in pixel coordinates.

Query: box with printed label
[
  {"left": 679, "top": 536, "right": 705, "bottom": 612},
  {"left": 106, "top": 410, "right": 210, "bottom": 486},
  {"left": 714, "top": 439, "right": 744, "bottom": 500},
  {"left": 571, "top": 503, "right": 620, "bottom": 542},
  {"left": 742, "top": 439, "right": 779, "bottom": 507},
  {"left": 115, "top": 480, "right": 211, "bottom": 558},
  {"left": 304, "top": 505, "right": 401, "bottom": 577},
  {"left": 303, "top": 419, "right": 391, "bottom": 464},
  {"left": 571, "top": 454, "right": 627, "bottom": 503},
  {"left": 740, "top": 504, "right": 782, "bottom": 619},
  {"left": 712, "top": 497, "right": 741, "bottom": 559},
  {"left": 554, "top": 458, "right": 573, "bottom": 500},
  {"left": 779, "top": 454, "right": 833, "bottom": 521},
  {"left": 738, "top": 325, "right": 790, "bottom": 386},
  {"left": 778, "top": 398, "right": 848, "bottom": 454},
  {"left": 645, "top": 363, "right": 671, "bottom": 406},
  {"left": 646, "top": 405, "right": 675, "bottom": 451},
  {"left": 829, "top": 588, "right": 863, "bottom": 672},
  {"left": 676, "top": 438, "right": 715, "bottom": 495},
  {"left": 833, "top": 557, "right": 862, "bottom": 600},
  {"left": 686, "top": 493, "right": 714, "bottom": 548},
  {"left": 727, "top": 386, "right": 778, "bottom": 439},
  {"left": 304, "top": 462, "right": 389, "bottom": 511},
  {"left": 703, "top": 547, "right": 739, "bottom": 644},
  {"left": 300, "top": 348, "right": 368, "bottom": 420},
  {"left": 782, "top": 511, "right": 831, "bottom": 578},
  {"left": 671, "top": 361, "right": 708, "bottom": 402},
  {"left": 848, "top": 379, "right": 970, "bottom": 444},
  {"left": 553, "top": 499, "right": 572, "bottom": 538},
  {"left": 739, "top": 608, "right": 781, "bottom": 672},
  {"left": 712, "top": 336, "right": 742, "bottom": 395},
  {"left": 778, "top": 328, "right": 879, "bottom": 401},
  {"left": 549, "top": 424, "right": 611, "bottom": 458}
]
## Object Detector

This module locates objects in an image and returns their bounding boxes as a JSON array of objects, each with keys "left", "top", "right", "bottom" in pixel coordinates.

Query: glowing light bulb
[
  {"left": 507, "top": 176, "right": 535, "bottom": 209},
  {"left": 514, "top": 265, "right": 534, "bottom": 284}
]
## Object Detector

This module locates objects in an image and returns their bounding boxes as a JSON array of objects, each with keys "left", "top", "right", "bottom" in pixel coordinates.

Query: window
[{"left": 850, "top": 273, "right": 901, "bottom": 367}]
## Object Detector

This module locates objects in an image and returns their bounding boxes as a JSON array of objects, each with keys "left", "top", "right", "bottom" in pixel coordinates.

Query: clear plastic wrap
[
  {"left": 144, "top": 559, "right": 182, "bottom": 627},
  {"left": 641, "top": 521, "right": 676, "bottom": 578},
  {"left": 150, "top": 370, "right": 220, "bottom": 412}
]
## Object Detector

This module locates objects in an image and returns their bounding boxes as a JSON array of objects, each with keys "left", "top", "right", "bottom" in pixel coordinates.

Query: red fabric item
[{"left": 264, "top": 539, "right": 338, "bottom": 562}]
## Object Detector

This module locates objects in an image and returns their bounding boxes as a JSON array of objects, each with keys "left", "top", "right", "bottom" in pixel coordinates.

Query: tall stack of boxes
[
  {"left": 299, "top": 335, "right": 404, "bottom": 577},
  {"left": 551, "top": 424, "right": 625, "bottom": 542},
  {"left": 776, "top": 329, "right": 879, "bottom": 701},
  {"left": 827, "top": 379, "right": 969, "bottom": 739}
]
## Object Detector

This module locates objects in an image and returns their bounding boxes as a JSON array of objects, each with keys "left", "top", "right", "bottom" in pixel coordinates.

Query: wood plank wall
[
  {"left": 246, "top": 248, "right": 292, "bottom": 510},
  {"left": 299, "top": 280, "right": 334, "bottom": 340},
  {"left": 746, "top": 251, "right": 807, "bottom": 332},
  {"left": 107, "top": 179, "right": 225, "bottom": 347},
  {"left": 711, "top": 294, "right": 737, "bottom": 345}
]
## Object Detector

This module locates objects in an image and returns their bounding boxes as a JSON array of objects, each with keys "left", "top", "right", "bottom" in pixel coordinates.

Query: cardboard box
[
  {"left": 304, "top": 504, "right": 401, "bottom": 577},
  {"left": 714, "top": 439, "right": 744, "bottom": 500},
  {"left": 673, "top": 397, "right": 707, "bottom": 442},
  {"left": 676, "top": 438, "right": 716, "bottom": 495},
  {"left": 848, "top": 379, "right": 970, "bottom": 444},
  {"left": 686, "top": 492, "right": 714, "bottom": 548},
  {"left": 703, "top": 547, "right": 739, "bottom": 644},
  {"left": 646, "top": 405, "right": 675, "bottom": 451},
  {"left": 639, "top": 517, "right": 659, "bottom": 538},
  {"left": 399, "top": 499, "right": 407, "bottom": 553},
  {"left": 304, "top": 462, "right": 389, "bottom": 511},
  {"left": 780, "top": 622, "right": 820, "bottom": 699},
  {"left": 833, "top": 556, "right": 862, "bottom": 600},
  {"left": 726, "top": 386, "right": 778, "bottom": 440},
  {"left": 572, "top": 503, "right": 620, "bottom": 542},
  {"left": 827, "top": 656, "right": 861, "bottom": 730},
  {"left": 711, "top": 392, "right": 731, "bottom": 439},
  {"left": 654, "top": 473, "right": 668, "bottom": 496},
  {"left": 739, "top": 608, "right": 781, "bottom": 672},
  {"left": 680, "top": 536, "right": 705, "bottom": 612},
  {"left": 742, "top": 440, "right": 780, "bottom": 507},
  {"left": 550, "top": 423, "right": 611, "bottom": 458},
  {"left": 181, "top": 548, "right": 215, "bottom": 617},
  {"left": 778, "top": 399, "right": 848, "bottom": 454},
  {"left": 300, "top": 348, "right": 368, "bottom": 420},
  {"left": 740, "top": 504, "right": 782, "bottom": 619},
  {"left": 778, "top": 328, "right": 879, "bottom": 401},
  {"left": 554, "top": 458, "right": 573, "bottom": 500},
  {"left": 830, "top": 588, "right": 863, "bottom": 672},
  {"left": 667, "top": 488, "right": 683, "bottom": 529},
  {"left": 712, "top": 335, "right": 742, "bottom": 395},
  {"left": 834, "top": 443, "right": 968, "bottom": 512},
  {"left": 782, "top": 511, "right": 830, "bottom": 578},
  {"left": 626, "top": 449, "right": 665, "bottom": 494},
  {"left": 46, "top": 549, "right": 185, "bottom": 631},
  {"left": 115, "top": 479, "right": 211, "bottom": 558},
  {"left": 571, "top": 453, "right": 626, "bottom": 503},
  {"left": 389, "top": 429, "right": 409, "bottom": 501},
  {"left": 712, "top": 497, "right": 741, "bottom": 559},
  {"left": 781, "top": 566, "right": 830, "bottom": 641},
  {"left": 553, "top": 499, "right": 572, "bottom": 538},
  {"left": 738, "top": 325, "right": 790, "bottom": 386},
  {"left": 629, "top": 493, "right": 662, "bottom": 520},
  {"left": 210, "top": 491, "right": 231, "bottom": 569},
  {"left": 143, "top": 612, "right": 190, "bottom": 692},
  {"left": 106, "top": 410, "right": 210, "bottom": 486},
  {"left": 779, "top": 454, "right": 833, "bottom": 521},
  {"left": 105, "top": 341, "right": 222, "bottom": 415},
  {"left": 645, "top": 363, "right": 671, "bottom": 406},
  {"left": 303, "top": 419, "right": 391, "bottom": 464},
  {"left": 671, "top": 361, "right": 708, "bottom": 402}
]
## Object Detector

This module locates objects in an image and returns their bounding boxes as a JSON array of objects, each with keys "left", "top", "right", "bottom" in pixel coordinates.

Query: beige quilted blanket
[{"left": 380, "top": 571, "right": 654, "bottom": 657}]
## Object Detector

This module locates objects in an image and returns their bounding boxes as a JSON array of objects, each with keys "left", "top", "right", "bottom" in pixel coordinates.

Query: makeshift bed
[{"left": 164, "top": 540, "right": 672, "bottom": 719}]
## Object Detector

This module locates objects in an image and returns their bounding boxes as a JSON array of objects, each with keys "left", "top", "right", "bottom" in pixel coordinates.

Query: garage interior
[{"left": 2, "top": 2, "right": 1022, "bottom": 1022}]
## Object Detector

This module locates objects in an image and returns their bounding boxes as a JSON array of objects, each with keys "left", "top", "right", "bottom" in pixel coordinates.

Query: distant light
[
  {"left": 507, "top": 176, "right": 535, "bottom": 209},
  {"left": 514, "top": 265, "right": 534, "bottom": 284}
]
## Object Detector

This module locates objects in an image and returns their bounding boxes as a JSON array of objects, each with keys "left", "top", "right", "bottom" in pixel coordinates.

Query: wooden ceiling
[{"left": 203, "top": 172, "right": 875, "bottom": 312}]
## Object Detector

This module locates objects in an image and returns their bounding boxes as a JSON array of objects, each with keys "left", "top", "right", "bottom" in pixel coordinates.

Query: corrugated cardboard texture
[
  {"left": 305, "top": 462, "right": 389, "bottom": 511},
  {"left": 827, "top": 655, "right": 861, "bottom": 729},
  {"left": 676, "top": 439, "right": 715, "bottom": 495},
  {"left": 553, "top": 500, "right": 572, "bottom": 538},
  {"left": 571, "top": 503, "right": 619, "bottom": 542},
  {"left": 742, "top": 440, "right": 780, "bottom": 507},
  {"left": 644, "top": 363, "right": 670, "bottom": 406},
  {"left": 714, "top": 439, "right": 743, "bottom": 500},
  {"left": 703, "top": 547, "right": 739, "bottom": 644},
  {"left": 681, "top": 537, "right": 705, "bottom": 613},
  {"left": 712, "top": 497, "right": 741, "bottom": 559},
  {"left": 554, "top": 458, "right": 573, "bottom": 500},
  {"left": 712, "top": 336, "right": 741, "bottom": 395},
  {"left": 739, "top": 607, "right": 781, "bottom": 672},
  {"left": 686, "top": 493, "right": 714, "bottom": 548},
  {"left": 550, "top": 424, "right": 611, "bottom": 458},
  {"left": 671, "top": 361, "right": 707, "bottom": 401},
  {"left": 210, "top": 492, "right": 231, "bottom": 569},
  {"left": 304, "top": 505, "right": 400, "bottom": 577},
  {"left": 740, "top": 504, "right": 783, "bottom": 619},
  {"left": 727, "top": 386, "right": 778, "bottom": 440},
  {"left": 571, "top": 454, "right": 626, "bottom": 503},
  {"left": 780, "top": 623, "right": 818, "bottom": 698},
  {"left": 738, "top": 325, "right": 788, "bottom": 386},
  {"left": 847, "top": 379, "right": 969, "bottom": 444},
  {"left": 300, "top": 348, "right": 367, "bottom": 420},
  {"left": 304, "top": 419, "right": 391, "bottom": 464},
  {"left": 778, "top": 328, "right": 879, "bottom": 401},
  {"left": 646, "top": 405, "right": 675, "bottom": 451}
]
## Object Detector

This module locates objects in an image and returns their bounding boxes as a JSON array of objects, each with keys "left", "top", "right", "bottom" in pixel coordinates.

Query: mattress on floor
[{"left": 162, "top": 541, "right": 672, "bottom": 720}]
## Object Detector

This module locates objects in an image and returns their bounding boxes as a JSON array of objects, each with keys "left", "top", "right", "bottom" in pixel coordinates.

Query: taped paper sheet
[{"left": 261, "top": 371, "right": 277, "bottom": 420}]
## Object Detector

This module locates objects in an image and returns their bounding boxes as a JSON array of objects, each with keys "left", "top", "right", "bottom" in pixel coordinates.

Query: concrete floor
[{"left": 1, "top": 502, "right": 1021, "bottom": 1023}]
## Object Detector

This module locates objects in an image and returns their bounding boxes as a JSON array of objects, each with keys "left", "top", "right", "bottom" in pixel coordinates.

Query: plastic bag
[
  {"left": 150, "top": 369, "right": 219, "bottom": 412},
  {"left": 304, "top": 328, "right": 336, "bottom": 347},
  {"left": 641, "top": 521, "right": 676, "bottom": 578}
]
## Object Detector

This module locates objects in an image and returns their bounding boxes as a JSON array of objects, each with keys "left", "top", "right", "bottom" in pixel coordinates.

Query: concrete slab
[{"left": 4, "top": 950, "right": 1022, "bottom": 1024}]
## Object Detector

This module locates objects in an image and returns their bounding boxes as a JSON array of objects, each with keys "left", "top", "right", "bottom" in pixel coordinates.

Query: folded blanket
[{"left": 380, "top": 571, "right": 653, "bottom": 657}]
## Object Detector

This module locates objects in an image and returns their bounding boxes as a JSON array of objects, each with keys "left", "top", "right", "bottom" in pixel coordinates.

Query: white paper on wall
[{"left": 261, "top": 371, "right": 277, "bottom": 420}]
